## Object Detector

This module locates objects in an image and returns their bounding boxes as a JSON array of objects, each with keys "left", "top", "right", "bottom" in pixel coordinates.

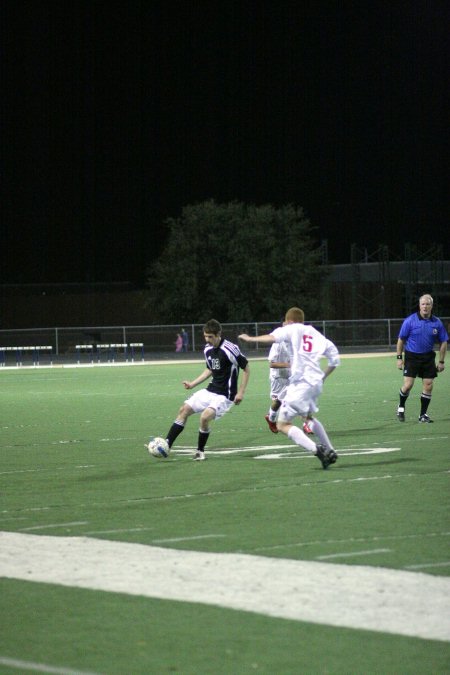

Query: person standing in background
[
  {"left": 396, "top": 294, "right": 447, "bottom": 423},
  {"left": 181, "top": 328, "right": 189, "bottom": 352}
]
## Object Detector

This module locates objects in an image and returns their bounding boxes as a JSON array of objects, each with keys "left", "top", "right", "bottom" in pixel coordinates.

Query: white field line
[
  {"left": 253, "top": 531, "right": 450, "bottom": 553},
  {"left": 20, "top": 521, "right": 88, "bottom": 531},
  {"left": 152, "top": 534, "right": 226, "bottom": 543},
  {"left": 1, "top": 532, "right": 449, "bottom": 643},
  {"left": 2, "top": 471, "right": 446, "bottom": 517},
  {"left": 406, "top": 561, "right": 450, "bottom": 570},
  {"left": 317, "top": 548, "right": 391, "bottom": 560},
  {"left": 0, "top": 655, "right": 102, "bottom": 674},
  {"left": 173, "top": 446, "right": 401, "bottom": 457},
  {"left": 255, "top": 448, "right": 400, "bottom": 460},
  {"left": 83, "top": 527, "right": 153, "bottom": 535}
]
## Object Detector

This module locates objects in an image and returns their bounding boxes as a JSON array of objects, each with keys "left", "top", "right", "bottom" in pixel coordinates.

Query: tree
[{"left": 146, "top": 200, "right": 325, "bottom": 322}]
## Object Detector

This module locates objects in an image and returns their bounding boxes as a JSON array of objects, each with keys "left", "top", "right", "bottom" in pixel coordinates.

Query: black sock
[
  {"left": 399, "top": 389, "right": 409, "bottom": 408},
  {"left": 166, "top": 421, "right": 184, "bottom": 448},
  {"left": 197, "top": 429, "right": 210, "bottom": 452},
  {"left": 420, "top": 394, "right": 431, "bottom": 416}
]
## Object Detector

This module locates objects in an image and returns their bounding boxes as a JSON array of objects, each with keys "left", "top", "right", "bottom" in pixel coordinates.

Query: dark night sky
[{"left": 1, "top": 0, "right": 449, "bottom": 285}]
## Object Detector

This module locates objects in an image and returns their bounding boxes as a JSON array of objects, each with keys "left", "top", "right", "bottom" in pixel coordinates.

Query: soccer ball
[{"left": 147, "top": 436, "right": 170, "bottom": 459}]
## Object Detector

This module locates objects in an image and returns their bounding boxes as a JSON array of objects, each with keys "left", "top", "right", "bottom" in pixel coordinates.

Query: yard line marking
[
  {"left": 83, "top": 527, "right": 154, "bottom": 535},
  {"left": 0, "top": 655, "right": 102, "bottom": 674},
  {"left": 1, "top": 532, "right": 449, "bottom": 643},
  {"left": 255, "top": 448, "right": 400, "bottom": 460},
  {"left": 174, "top": 446, "right": 401, "bottom": 458},
  {"left": 19, "top": 522, "right": 88, "bottom": 531},
  {"left": 253, "top": 531, "right": 450, "bottom": 553},
  {"left": 2, "top": 472, "right": 446, "bottom": 516},
  {"left": 152, "top": 534, "right": 226, "bottom": 543},
  {"left": 0, "top": 466, "right": 96, "bottom": 475},
  {"left": 152, "top": 534, "right": 227, "bottom": 544},
  {"left": 317, "top": 548, "right": 391, "bottom": 560},
  {"left": 406, "top": 561, "right": 450, "bottom": 570}
]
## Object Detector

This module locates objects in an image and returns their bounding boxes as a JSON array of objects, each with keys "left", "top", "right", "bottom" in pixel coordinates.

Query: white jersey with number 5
[{"left": 271, "top": 323, "right": 340, "bottom": 386}]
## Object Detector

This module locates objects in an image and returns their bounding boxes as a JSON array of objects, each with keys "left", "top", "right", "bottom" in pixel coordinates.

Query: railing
[{"left": 1, "top": 318, "right": 448, "bottom": 367}]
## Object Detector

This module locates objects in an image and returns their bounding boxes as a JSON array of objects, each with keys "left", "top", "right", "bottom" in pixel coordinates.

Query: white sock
[
  {"left": 308, "top": 418, "right": 333, "bottom": 449},
  {"left": 287, "top": 425, "right": 317, "bottom": 453},
  {"left": 268, "top": 410, "right": 278, "bottom": 422}
]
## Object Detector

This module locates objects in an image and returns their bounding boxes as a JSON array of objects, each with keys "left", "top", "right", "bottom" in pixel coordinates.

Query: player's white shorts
[
  {"left": 270, "top": 376, "right": 289, "bottom": 400},
  {"left": 185, "top": 389, "right": 234, "bottom": 419},
  {"left": 277, "top": 381, "right": 323, "bottom": 421}
]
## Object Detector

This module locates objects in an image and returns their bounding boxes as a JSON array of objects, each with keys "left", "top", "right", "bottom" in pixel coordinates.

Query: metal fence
[{"left": 1, "top": 318, "right": 448, "bottom": 367}]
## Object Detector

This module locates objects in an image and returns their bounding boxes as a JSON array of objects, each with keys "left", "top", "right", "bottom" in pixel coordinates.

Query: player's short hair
[
  {"left": 419, "top": 294, "right": 433, "bottom": 305},
  {"left": 203, "top": 319, "right": 222, "bottom": 335},
  {"left": 285, "top": 307, "right": 305, "bottom": 323}
]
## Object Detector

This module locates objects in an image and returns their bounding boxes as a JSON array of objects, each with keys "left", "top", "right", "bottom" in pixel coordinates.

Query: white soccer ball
[{"left": 147, "top": 436, "right": 170, "bottom": 459}]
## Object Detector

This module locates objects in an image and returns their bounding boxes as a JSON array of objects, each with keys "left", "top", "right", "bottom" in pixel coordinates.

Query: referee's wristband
[{"left": 396, "top": 355, "right": 403, "bottom": 360}]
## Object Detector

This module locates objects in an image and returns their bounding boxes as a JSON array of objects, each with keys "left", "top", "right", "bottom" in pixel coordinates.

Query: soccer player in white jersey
[
  {"left": 239, "top": 307, "right": 340, "bottom": 469},
  {"left": 265, "top": 323, "right": 313, "bottom": 435},
  {"left": 163, "top": 319, "right": 250, "bottom": 460}
]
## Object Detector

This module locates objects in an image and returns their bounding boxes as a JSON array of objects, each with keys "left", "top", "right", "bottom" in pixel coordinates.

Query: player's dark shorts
[{"left": 403, "top": 350, "right": 438, "bottom": 379}]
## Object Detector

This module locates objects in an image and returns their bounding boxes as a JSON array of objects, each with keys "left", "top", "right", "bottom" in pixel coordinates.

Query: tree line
[{"left": 146, "top": 199, "right": 326, "bottom": 323}]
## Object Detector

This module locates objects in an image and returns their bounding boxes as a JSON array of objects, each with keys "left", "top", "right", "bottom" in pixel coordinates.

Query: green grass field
[{"left": 1, "top": 355, "right": 449, "bottom": 674}]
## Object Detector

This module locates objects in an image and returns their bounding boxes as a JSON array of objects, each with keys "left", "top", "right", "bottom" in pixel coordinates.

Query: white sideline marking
[
  {"left": 0, "top": 655, "right": 101, "bottom": 674},
  {"left": 1, "top": 532, "right": 449, "bottom": 643},
  {"left": 317, "top": 548, "right": 391, "bottom": 560}
]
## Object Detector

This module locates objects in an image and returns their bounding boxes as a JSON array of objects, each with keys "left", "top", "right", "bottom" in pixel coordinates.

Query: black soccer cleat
[
  {"left": 315, "top": 444, "right": 338, "bottom": 470},
  {"left": 418, "top": 414, "right": 433, "bottom": 423},
  {"left": 397, "top": 407, "right": 405, "bottom": 422}
]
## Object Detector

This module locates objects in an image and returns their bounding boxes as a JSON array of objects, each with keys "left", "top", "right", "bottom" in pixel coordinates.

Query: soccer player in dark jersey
[
  {"left": 164, "top": 319, "right": 250, "bottom": 460},
  {"left": 396, "top": 294, "right": 448, "bottom": 423}
]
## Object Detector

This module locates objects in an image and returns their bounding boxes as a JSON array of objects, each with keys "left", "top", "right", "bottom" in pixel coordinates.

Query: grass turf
[{"left": 0, "top": 356, "right": 449, "bottom": 674}]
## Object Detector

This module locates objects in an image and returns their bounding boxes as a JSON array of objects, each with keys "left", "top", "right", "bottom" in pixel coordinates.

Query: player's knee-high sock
[
  {"left": 399, "top": 389, "right": 409, "bottom": 408},
  {"left": 307, "top": 418, "right": 334, "bottom": 450},
  {"left": 420, "top": 393, "right": 431, "bottom": 416},
  {"left": 166, "top": 421, "right": 184, "bottom": 448},
  {"left": 287, "top": 426, "right": 317, "bottom": 453},
  {"left": 197, "top": 429, "right": 210, "bottom": 451}
]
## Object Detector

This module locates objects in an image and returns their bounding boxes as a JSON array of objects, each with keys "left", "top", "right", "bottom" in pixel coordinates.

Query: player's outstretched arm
[{"left": 238, "top": 333, "right": 275, "bottom": 344}]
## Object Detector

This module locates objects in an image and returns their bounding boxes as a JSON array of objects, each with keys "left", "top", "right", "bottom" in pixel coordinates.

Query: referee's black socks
[
  {"left": 399, "top": 389, "right": 409, "bottom": 408},
  {"left": 420, "top": 393, "right": 432, "bottom": 416}
]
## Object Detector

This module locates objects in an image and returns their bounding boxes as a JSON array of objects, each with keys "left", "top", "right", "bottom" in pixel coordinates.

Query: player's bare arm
[
  {"left": 322, "top": 365, "right": 336, "bottom": 381},
  {"left": 183, "top": 368, "right": 212, "bottom": 389},
  {"left": 234, "top": 364, "right": 250, "bottom": 405},
  {"left": 238, "top": 333, "right": 275, "bottom": 344}
]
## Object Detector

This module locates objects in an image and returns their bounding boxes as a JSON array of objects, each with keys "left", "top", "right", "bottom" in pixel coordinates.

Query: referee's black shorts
[{"left": 403, "top": 350, "right": 438, "bottom": 379}]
